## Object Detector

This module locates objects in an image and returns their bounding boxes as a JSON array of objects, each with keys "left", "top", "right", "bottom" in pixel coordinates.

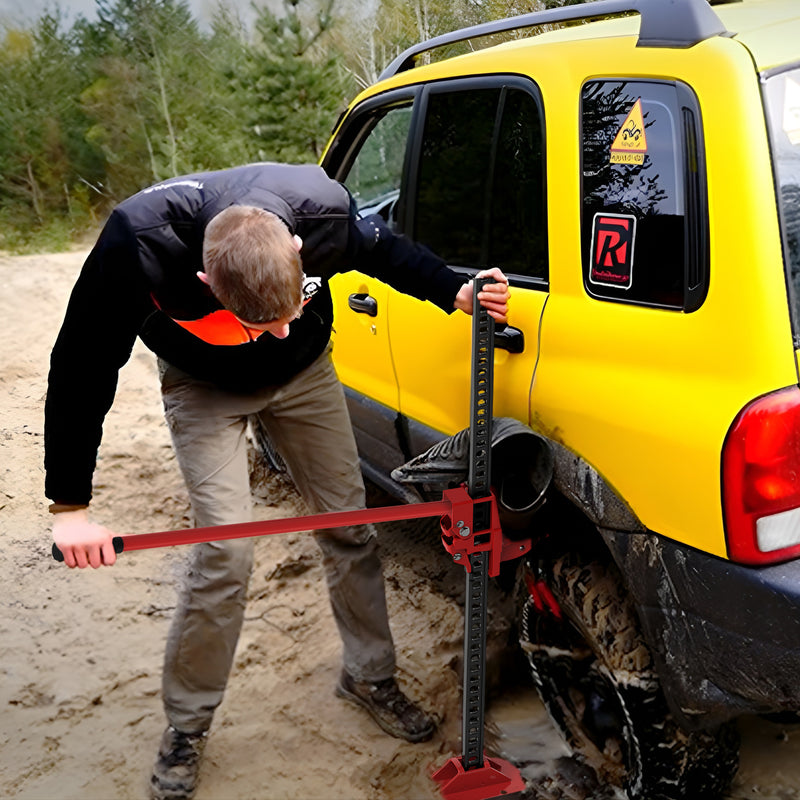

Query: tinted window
[
  {"left": 490, "top": 88, "right": 548, "bottom": 279},
  {"left": 415, "top": 89, "right": 497, "bottom": 269},
  {"left": 413, "top": 83, "right": 547, "bottom": 281},
  {"left": 581, "top": 80, "right": 707, "bottom": 310}
]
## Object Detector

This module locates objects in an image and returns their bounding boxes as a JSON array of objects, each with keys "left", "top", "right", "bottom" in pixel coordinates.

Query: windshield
[{"left": 764, "top": 65, "right": 800, "bottom": 342}]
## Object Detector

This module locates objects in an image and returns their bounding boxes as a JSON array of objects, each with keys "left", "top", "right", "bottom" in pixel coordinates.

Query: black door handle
[
  {"left": 348, "top": 293, "right": 378, "bottom": 317},
  {"left": 495, "top": 325, "right": 524, "bottom": 353}
]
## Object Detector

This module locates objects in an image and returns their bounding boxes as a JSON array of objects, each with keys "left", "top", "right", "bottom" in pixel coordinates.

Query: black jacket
[{"left": 45, "top": 163, "right": 465, "bottom": 506}]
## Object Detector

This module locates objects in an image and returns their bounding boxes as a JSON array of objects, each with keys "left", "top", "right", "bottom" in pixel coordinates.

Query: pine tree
[{"left": 242, "top": 0, "right": 351, "bottom": 164}]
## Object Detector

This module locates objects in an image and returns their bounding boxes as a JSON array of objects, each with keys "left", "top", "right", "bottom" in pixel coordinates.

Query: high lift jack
[
  {"left": 429, "top": 279, "right": 527, "bottom": 800},
  {"left": 53, "top": 279, "right": 528, "bottom": 800}
]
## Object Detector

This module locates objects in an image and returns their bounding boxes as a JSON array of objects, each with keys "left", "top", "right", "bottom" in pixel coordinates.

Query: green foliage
[
  {"left": 0, "top": 12, "right": 104, "bottom": 249},
  {"left": 80, "top": 0, "right": 250, "bottom": 196},
  {"left": 240, "top": 0, "right": 352, "bottom": 164}
]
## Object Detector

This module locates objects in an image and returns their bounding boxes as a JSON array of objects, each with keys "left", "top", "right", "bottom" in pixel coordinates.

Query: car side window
[
  {"left": 581, "top": 80, "right": 709, "bottom": 311},
  {"left": 331, "top": 78, "right": 547, "bottom": 284},
  {"left": 412, "top": 82, "right": 548, "bottom": 282},
  {"left": 345, "top": 102, "right": 414, "bottom": 228}
]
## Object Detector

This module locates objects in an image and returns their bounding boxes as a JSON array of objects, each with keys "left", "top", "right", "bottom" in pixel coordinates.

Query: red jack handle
[{"left": 51, "top": 500, "right": 451, "bottom": 563}]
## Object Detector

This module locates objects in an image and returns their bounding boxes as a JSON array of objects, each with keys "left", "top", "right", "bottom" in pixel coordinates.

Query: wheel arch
[
  {"left": 523, "top": 438, "right": 743, "bottom": 730},
  {"left": 537, "top": 440, "right": 792, "bottom": 730},
  {"left": 548, "top": 439, "right": 646, "bottom": 535}
]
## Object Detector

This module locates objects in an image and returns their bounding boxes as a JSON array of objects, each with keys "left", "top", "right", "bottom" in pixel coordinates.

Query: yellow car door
[
  {"left": 386, "top": 77, "right": 549, "bottom": 447},
  {"left": 389, "top": 289, "right": 546, "bottom": 444},
  {"left": 326, "top": 76, "right": 549, "bottom": 458}
]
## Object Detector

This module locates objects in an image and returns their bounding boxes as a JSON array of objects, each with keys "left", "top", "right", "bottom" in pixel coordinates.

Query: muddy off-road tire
[{"left": 518, "top": 550, "right": 739, "bottom": 800}]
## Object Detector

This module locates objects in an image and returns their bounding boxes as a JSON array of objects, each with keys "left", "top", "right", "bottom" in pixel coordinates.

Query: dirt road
[{"left": 2, "top": 250, "right": 800, "bottom": 799}]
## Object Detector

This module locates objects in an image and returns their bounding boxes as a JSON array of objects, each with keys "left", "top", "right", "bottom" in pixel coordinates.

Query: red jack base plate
[{"left": 432, "top": 754, "right": 525, "bottom": 800}]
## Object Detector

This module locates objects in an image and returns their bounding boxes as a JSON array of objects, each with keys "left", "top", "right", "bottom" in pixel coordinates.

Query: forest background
[{"left": 0, "top": 0, "right": 603, "bottom": 253}]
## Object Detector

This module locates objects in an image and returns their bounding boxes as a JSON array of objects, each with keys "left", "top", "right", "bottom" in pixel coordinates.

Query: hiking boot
[
  {"left": 335, "top": 670, "right": 435, "bottom": 743},
  {"left": 150, "top": 725, "right": 208, "bottom": 800}
]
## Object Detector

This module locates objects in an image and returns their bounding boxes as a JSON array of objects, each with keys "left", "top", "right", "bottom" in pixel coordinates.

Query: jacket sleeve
[
  {"left": 44, "top": 210, "right": 151, "bottom": 506},
  {"left": 344, "top": 214, "right": 466, "bottom": 313}
]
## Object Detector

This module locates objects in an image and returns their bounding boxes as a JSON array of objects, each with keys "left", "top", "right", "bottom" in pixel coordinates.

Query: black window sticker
[{"left": 590, "top": 213, "right": 636, "bottom": 290}]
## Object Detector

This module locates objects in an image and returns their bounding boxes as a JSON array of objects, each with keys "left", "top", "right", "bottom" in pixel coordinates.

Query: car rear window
[
  {"left": 763, "top": 65, "right": 800, "bottom": 344},
  {"left": 580, "top": 79, "right": 708, "bottom": 311}
]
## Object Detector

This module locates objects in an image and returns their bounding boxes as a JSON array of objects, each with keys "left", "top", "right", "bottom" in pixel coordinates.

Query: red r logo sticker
[{"left": 589, "top": 213, "right": 636, "bottom": 290}]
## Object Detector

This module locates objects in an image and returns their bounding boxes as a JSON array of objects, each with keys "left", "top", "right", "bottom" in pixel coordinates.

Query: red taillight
[{"left": 723, "top": 386, "right": 800, "bottom": 565}]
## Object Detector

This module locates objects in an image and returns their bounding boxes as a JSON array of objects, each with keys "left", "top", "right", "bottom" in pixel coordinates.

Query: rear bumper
[{"left": 603, "top": 528, "right": 800, "bottom": 729}]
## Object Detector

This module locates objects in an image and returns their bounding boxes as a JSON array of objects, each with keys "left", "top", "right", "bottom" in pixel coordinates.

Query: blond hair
[{"left": 202, "top": 206, "right": 303, "bottom": 323}]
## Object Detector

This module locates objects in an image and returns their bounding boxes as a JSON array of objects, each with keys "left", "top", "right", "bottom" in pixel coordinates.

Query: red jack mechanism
[
  {"left": 51, "top": 279, "right": 529, "bottom": 800},
  {"left": 433, "top": 485, "right": 529, "bottom": 800}
]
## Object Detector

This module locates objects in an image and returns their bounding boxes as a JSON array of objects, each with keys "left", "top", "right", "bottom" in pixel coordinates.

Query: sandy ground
[{"left": 3, "top": 249, "right": 800, "bottom": 800}]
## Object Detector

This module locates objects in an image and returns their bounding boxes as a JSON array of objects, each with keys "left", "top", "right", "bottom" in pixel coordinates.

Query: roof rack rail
[{"left": 378, "top": 0, "right": 729, "bottom": 81}]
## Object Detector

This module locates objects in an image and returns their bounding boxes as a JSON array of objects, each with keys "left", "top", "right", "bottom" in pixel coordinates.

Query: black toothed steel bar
[
  {"left": 460, "top": 277, "right": 495, "bottom": 771},
  {"left": 462, "top": 549, "right": 489, "bottom": 770},
  {"left": 468, "top": 282, "right": 495, "bottom": 512}
]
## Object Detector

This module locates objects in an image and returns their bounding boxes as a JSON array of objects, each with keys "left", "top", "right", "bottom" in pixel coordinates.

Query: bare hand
[
  {"left": 52, "top": 509, "right": 118, "bottom": 568},
  {"left": 453, "top": 267, "right": 510, "bottom": 323}
]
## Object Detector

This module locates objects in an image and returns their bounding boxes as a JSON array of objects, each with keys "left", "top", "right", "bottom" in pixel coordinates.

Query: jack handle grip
[{"left": 52, "top": 537, "right": 125, "bottom": 563}]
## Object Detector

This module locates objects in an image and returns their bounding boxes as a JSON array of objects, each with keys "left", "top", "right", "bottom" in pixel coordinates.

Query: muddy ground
[{"left": 3, "top": 249, "right": 800, "bottom": 800}]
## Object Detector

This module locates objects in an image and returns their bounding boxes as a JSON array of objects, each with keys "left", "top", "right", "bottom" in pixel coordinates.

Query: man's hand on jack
[
  {"left": 52, "top": 508, "right": 118, "bottom": 568},
  {"left": 453, "top": 267, "right": 510, "bottom": 323}
]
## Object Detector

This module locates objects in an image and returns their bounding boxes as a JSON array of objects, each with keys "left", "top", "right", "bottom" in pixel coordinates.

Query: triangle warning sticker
[{"left": 610, "top": 98, "right": 647, "bottom": 165}]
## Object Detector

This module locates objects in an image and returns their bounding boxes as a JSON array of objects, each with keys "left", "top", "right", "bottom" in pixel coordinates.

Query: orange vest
[
  {"left": 170, "top": 309, "right": 268, "bottom": 345},
  {"left": 151, "top": 293, "right": 268, "bottom": 346}
]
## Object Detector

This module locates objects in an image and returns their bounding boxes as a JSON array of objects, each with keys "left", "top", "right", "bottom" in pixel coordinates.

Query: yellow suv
[{"left": 321, "top": 0, "right": 800, "bottom": 797}]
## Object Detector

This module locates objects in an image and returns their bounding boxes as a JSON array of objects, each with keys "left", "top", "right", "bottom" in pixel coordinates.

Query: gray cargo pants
[{"left": 158, "top": 348, "right": 396, "bottom": 733}]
